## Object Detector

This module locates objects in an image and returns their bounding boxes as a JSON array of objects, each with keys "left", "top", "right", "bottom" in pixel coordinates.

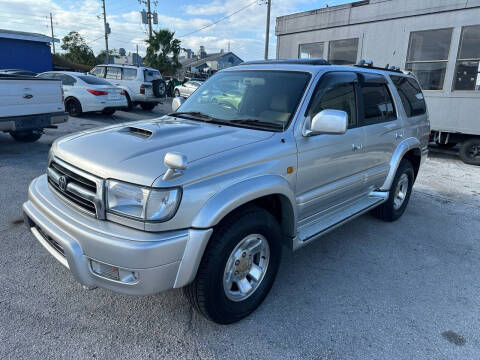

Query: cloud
[{"left": 0, "top": 0, "right": 329, "bottom": 61}]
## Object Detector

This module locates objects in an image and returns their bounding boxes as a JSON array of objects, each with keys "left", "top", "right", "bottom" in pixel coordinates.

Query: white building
[{"left": 276, "top": 0, "right": 480, "bottom": 163}]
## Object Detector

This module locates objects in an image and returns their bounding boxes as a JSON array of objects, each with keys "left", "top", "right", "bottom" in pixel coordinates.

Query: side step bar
[{"left": 292, "top": 191, "right": 388, "bottom": 251}]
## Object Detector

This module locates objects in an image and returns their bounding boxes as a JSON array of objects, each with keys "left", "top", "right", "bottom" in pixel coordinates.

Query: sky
[{"left": 0, "top": 0, "right": 351, "bottom": 61}]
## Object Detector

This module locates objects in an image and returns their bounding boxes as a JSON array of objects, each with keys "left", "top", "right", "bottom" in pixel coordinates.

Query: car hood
[{"left": 53, "top": 116, "right": 274, "bottom": 186}]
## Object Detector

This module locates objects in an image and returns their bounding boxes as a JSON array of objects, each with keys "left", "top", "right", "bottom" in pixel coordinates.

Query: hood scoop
[{"left": 124, "top": 126, "right": 153, "bottom": 138}]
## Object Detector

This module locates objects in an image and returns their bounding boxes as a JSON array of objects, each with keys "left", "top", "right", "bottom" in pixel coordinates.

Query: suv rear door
[
  {"left": 296, "top": 71, "right": 369, "bottom": 221},
  {"left": 357, "top": 72, "right": 403, "bottom": 190}
]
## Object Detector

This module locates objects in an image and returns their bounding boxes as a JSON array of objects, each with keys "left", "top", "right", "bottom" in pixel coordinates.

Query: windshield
[
  {"left": 78, "top": 75, "right": 112, "bottom": 85},
  {"left": 176, "top": 70, "right": 311, "bottom": 131}
]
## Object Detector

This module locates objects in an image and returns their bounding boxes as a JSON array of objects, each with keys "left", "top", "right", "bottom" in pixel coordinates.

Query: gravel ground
[{"left": 0, "top": 105, "right": 479, "bottom": 359}]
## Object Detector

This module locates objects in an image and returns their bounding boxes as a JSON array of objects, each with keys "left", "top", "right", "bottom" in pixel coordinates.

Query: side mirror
[
  {"left": 163, "top": 152, "right": 188, "bottom": 181},
  {"left": 171, "top": 96, "right": 185, "bottom": 112},
  {"left": 304, "top": 109, "right": 348, "bottom": 136}
]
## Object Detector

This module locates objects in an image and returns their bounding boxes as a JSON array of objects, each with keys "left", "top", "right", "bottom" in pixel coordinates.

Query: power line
[{"left": 178, "top": 0, "right": 259, "bottom": 38}]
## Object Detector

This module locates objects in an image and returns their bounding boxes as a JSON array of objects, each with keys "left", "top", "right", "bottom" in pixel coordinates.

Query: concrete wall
[
  {"left": 276, "top": 0, "right": 480, "bottom": 135},
  {"left": 0, "top": 38, "right": 52, "bottom": 73}
]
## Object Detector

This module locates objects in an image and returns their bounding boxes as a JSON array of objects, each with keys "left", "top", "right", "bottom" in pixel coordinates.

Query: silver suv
[
  {"left": 23, "top": 59, "right": 429, "bottom": 324},
  {"left": 90, "top": 64, "right": 166, "bottom": 111}
]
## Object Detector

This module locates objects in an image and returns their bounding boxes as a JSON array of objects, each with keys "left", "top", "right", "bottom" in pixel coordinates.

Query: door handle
[
  {"left": 23, "top": 94, "right": 33, "bottom": 99},
  {"left": 352, "top": 144, "right": 363, "bottom": 151}
]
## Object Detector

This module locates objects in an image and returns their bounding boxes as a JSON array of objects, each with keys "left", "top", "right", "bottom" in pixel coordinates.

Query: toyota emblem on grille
[{"left": 58, "top": 176, "right": 68, "bottom": 191}]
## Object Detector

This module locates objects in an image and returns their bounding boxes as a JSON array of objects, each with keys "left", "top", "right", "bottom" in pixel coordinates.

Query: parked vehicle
[
  {"left": 23, "top": 59, "right": 429, "bottom": 324},
  {"left": 90, "top": 64, "right": 166, "bottom": 111},
  {"left": 37, "top": 72, "right": 127, "bottom": 117},
  {"left": 0, "top": 74, "right": 67, "bottom": 142},
  {"left": 174, "top": 80, "right": 203, "bottom": 98},
  {"left": 0, "top": 69, "right": 38, "bottom": 77}
]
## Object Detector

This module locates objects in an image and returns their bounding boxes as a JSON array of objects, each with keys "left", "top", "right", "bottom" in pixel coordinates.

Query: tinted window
[
  {"left": 360, "top": 84, "right": 395, "bottom": 125},
  {"left": 106, "top": 67, "right": 122, "bottom": 80},
  {"left": 78, "top": 75, "right": 112, "bottom": 85},
  {"left": 307, "top": 72, "right": 357, "bottom": 128},
  {"left": 406, "top": 28, "right": 452, "bottom": 90},
  {"left": 299, "top": 42, "right": 324, "bottom": 59},
  {"left": 453, "top": 25, "right": 480, "bottom": 91},
  {"left": 91, "top": 66, "right": 105, "bottom": 77},
  {"left": 390, "top": 75, "right": 426, "bottom": 117},
  {"left": 328, "top": 38, "right": 359, "bottom": 65},
  {"left": 122, "top": 68, "right": 137, "bottom": 80},
  {"left": 56, "top": 74, "right": 76, "bottom": 86}
]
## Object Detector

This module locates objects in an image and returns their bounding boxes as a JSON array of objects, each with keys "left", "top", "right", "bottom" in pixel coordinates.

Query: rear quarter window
[
  {"left": 122, "top": 68, "right": 137, "bottom": 80},
  {"left": 390, "top": 75, "right": 426, "bottom": 117}
]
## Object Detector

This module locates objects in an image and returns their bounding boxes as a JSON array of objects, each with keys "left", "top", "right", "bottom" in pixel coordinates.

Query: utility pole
[
  {"left": 136, "top": 44, "right": 139, "bottom": 66},
  {"left": 102, "top": 0, "right": 109, "bottom": 64},
  {"left": 49, "top": 13, "right": 55, "bottom": 55},
  {"left": 147, "top": 0, "right": 153, "bottom": 39},
  {"left": 264, "top": 0, "right": 271, "bottom": 59}
]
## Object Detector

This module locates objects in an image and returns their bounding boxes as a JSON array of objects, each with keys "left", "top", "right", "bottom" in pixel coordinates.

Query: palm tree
[{"left": 144, "top": 29, "right": 182, "bottom": 75}]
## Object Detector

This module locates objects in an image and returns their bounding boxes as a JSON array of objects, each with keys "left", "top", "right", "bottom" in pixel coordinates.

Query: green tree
[
  {"left": 144, "top": 29, "right": 182, "bottom": 75},
  {"left": 95, "top": 49, "right": 120, "bottom": 65},
  {"left": 60, "top": 31, "right": 95, "bottom": 66}
]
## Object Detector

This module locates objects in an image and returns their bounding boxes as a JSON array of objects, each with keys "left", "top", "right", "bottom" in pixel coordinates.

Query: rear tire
[
  {"left": 10, "top": 129, "right": 42, "bottom": 142},
  {"left": 65, "top": 98, "right": 82, "bottom": 117},
  {"left": 183, "top": 205, "right": 282, "bottom": 324},
  {"left": 372, "top": 159, "right": 414, "bottom": 221},
  {"left": 459, "top": 138, "right": 480, "bottom": 165},
  {"left": 140, "top": 102, "right": 156, "bottom": 111}
]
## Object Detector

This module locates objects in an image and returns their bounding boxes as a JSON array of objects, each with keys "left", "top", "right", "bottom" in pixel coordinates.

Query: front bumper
[{"left": 23, "top": 175, "right": 212, "bottom": 295}]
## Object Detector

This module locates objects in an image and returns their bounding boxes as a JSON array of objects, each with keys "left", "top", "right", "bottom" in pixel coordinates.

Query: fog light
[{"left": 90, "top": 260, "right": 138, "bottom": 283}]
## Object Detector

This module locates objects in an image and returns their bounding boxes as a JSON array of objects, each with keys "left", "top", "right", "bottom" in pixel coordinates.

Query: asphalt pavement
[{"left": 1, "top": 104, "right": 479, "bottom": 359}]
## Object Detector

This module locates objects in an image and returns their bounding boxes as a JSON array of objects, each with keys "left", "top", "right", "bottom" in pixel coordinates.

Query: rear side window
[
  {"left": 359, "top": 83, "right": 395, "bottom": 126},
  {"left": 122, "top": 68, "right": 137, "bottom": 80},
  {"left": 56, "top": 74, "right": 76, "bottom": 86},
  {"left": 106, "top": 67, "right": 122, "bottom": 80},
  {"left": 390, "top": 75, "right": 426, "bottom": 117}
]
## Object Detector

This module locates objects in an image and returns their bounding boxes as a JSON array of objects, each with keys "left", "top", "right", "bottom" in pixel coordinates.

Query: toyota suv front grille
[{"left": 47, "top": 158, "right": 105, "bottom": 219}]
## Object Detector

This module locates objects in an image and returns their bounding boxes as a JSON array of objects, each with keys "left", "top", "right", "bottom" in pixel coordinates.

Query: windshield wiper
[
  {"left": 169, "top": 111, "right": 216, "bottom": 121},
  {"left": 230, "top": 119, "right": 284, "bottom": 130}
]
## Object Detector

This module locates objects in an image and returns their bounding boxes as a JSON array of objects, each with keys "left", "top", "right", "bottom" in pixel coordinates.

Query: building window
[
  {"left": 453, "top": 25, "right": 480, "bottom": 91},
  {"left": 328, "top": 38, "right": 358, "bottom": 65},
  {"left": 405, "top": 28, "right": 453, "bottom": 90},
  {"left": 298, "top": 42, "right": 324, "bottom": 59}
]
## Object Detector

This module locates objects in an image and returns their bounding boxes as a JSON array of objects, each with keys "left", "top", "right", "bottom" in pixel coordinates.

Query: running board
[{"left": 292, "top": 191, "right": 388, "bottom": 251}]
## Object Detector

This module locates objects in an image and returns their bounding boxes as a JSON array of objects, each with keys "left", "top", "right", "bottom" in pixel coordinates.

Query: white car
[
  {"left": 37, "top": 71, "right": 127, "bottom": 117},
  {"left": 174, "top": 80, "right": 203, "bottom": 98},
  {"left": 90, "top": 65, "right": 166, "bottom": 111}
]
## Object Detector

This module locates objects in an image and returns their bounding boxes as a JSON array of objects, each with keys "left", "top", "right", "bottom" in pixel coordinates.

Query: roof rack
[
  {"left": 240, "top": 58, "right": 330, "bottom": 66},
  {"left": 354, "top": 59, "right": 403, "bottom": 73}
]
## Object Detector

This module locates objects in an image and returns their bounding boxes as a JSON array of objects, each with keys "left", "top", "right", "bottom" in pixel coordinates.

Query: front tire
[
  {"left": 372, "top": 159, "right": 414, "bottom": 221},
  {"left": 184, "top": 205, "right": 282, "bottom": 324}
]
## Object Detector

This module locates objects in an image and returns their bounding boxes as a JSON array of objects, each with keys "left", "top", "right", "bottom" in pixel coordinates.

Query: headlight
[{"left": 106, "top": 180, "right": 181, "bottom": 222}]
